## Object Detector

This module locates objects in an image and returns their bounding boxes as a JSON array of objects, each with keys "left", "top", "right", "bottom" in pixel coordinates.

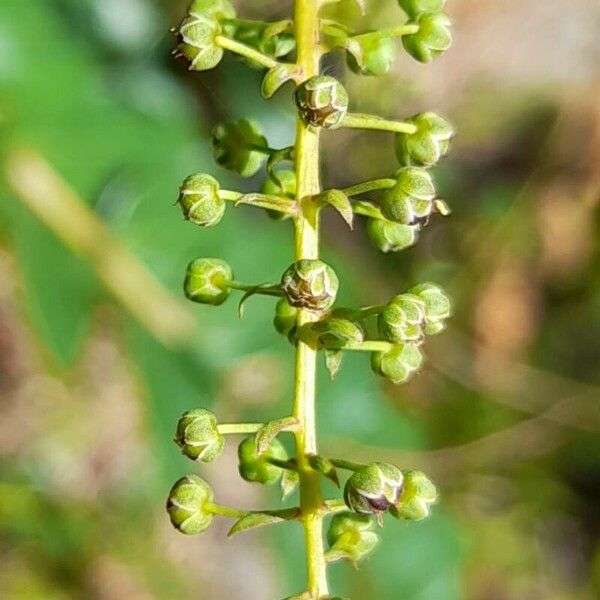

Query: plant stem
[
  {"left": 329, "top": 458, "right": 366, "bottom": 472},
  {"left": 205, "top": 503, "right": 247, "bottom": 519},
  {"left": 217, "top": 423, "right": 263, "bottom": 435},
  {"left": 215, "top": 35, "right": 280, "bottom": 69},
  {"left": 229, "top": 281, "right": 283, "bottom": 296},
  {"left": 323, "top": 499, "right": 349, "bottom": 514},
  {"left": 351, "top": 24, "right": 419, "bottom": 41},
  {"left": 343, "top": 340, "right": 395, "bottom": 352},
  {"left": 293, "top": 1, "right": 329, "bottom": 597},
  {"left": 341, "top": 113, "right": 418, "bottom": 134},
  {"left": 342, "top": 178, "right": 396, "bottom": 197}
]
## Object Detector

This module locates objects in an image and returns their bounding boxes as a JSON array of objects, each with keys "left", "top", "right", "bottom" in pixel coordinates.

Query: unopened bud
[
  {"left": 212, "top": 119, "right": 269, "bottom": 177},
  {"left": 395, "top": 112, "right": 453, "bottom": 167},
  {"left": 378, "top": 293, "right": 426, "bottom": 343},
  {"left": 371, "top": 343, "right": 423, "bottom": 384},
  {"left": 327, "top": 512, "right": 379, "bottom": 564},
  {"left": 344, "top": 463, "right": 404, "bottom": 516},
  {"left": 281, "top": 259, "right": 339, "bottom": 312},
  {"left": 294, "top": 76, "right": 349, "bottom": 129},
  {"left": 391, "top": 470, "right": 437, "bottom": 520},
  {"left": 183, "top": 258, "right": 233, "bottom": 305},
  {"left": 166, "top": 474, "right": 214, "bottom": 534},
  {"left": 347, "top": 35, "right": 396, "bottom": 77},
  {"left": 403, "top": 12, "right": 452, "bottom": 64},
  {"left": 174, "top": 408, "right": 224, "bottom": 462},
  {"left": 398, "top": 0, "right": 446, "bottom": 18},
  {"left": 238, "top": 436, "right": 288, "bottom": 486},
  {"left": 178, "top": 173, "right": 225, "bottom": 227},
  {"left": 367, "top": 219, "right": 420, "bottom": 253},
  {"left": 409, "top": 282, "right": 451, "bottom": 335},
  {"left": 175, "top": 12, "right": 223, "bottom": 71},
  {"left": 380, "top": 167, "right": 436, "bottom": 225}
]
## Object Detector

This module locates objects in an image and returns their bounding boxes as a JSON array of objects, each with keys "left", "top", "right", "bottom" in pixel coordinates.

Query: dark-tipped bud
[
  {"left": 409, "top": 282, "right": 451, "bottom": 335},
  {"left": 326, "top": 512, "right": 379, "bottom": 564},
  {"left": 294, "top": 76, "right": 349, "bottom": 129},
  {"left": 380, "top": 167, "right": 436, "bottom": 224},
  {"left": 378, "top": 293, "right": 426, "bottom": 344},
  {"left": 166, "top": 474, "right": 214, "bottom": 534},
  {"left": 183, "top": 258, "right": 233, "bottom": 305},
  {"left": 238, "top": 436, "right": 288, "bottom": 486},
  {"left": 403, "top": 12, "right": 452, "bottom": 64},
  {"left": 391, "top": 470, "right": 437, "bottom": 520},
  {"left": 212, "top": 119, "right": 269, "bottom": 177},
  {"left": 367, "top": 218, "right": 420, "bottom": 253},
  {"left": 371, "top": 343, "right": 423, "bottom": 384},
  {"left": 178, "top": 173, "right": 225, "bottom": 227},
  {"left": 174, "top": 408, "right": 225, "bottom": 462},
  {"left": 281, "top": 259, "right": 339, "bottom": 312},
  {"left": 398, "top": 0, "right": 446, "bottom": 18},
  {"left": 344, "top": 463, "right": 404, "bottom": 516},
  {"left": 395, "top": 112, "right": 453, "bottom": 167},
  {"left": 347, "top": 35, "right": 396, "bottom": 77},
  {"left": 175, "top": 12, "right": 223, "bottom": 71}
]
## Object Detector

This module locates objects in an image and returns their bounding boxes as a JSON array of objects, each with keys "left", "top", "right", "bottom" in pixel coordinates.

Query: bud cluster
[{"left": 166, "top": 0, "right": 455, "bottom": 595}]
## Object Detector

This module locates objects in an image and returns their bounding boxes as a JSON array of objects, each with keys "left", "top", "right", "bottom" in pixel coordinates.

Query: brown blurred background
[{"left": 0, "top": 1, "right": 599, "bottom": 598}]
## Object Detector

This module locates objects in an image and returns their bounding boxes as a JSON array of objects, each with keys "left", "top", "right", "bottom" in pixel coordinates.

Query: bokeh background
[{"left": 1, "top": 0, "right": 599, "bottom": 598}]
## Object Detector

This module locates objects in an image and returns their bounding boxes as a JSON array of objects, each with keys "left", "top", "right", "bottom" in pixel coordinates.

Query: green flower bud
[
  {"left": 309, "top": 318, "right": 364, "bottom": 349},
  {"left": 397, "top": 0, "right": 446, "bottom": 18},
  {"left": 174, "top": 408, "right": 225, "bottom": 462},
  {"left": 212, "top": 119, "right": 268, "bottom": 177},
  {"left": 367, "top": 218, "right": 420, "bottom": 253},
  {"left": 347, "top": 35, "right": 396, "bottom": 77},
  {"left": 281, "top": 259, "right": 339, "bottom": 312},
  {"left": 378, "top": 293, "right": 426, "bottom": 344},
  {"left": 238, "top": 435, "right": 288, "bottom": 486},
  {"left": 177, "top": 173, "right": 225, "bottom": 227},
  {"left": 391, "top": 470, "right": 437, "bottom": 520},
  {"left": 166, "top": 474, "right": 214, "bottom": 534},
  {"left": 380, "top": 167, "right": 436, "bottom": 224},
  {"left": 294, "top": 76, "right": 349, "bottom": 129},
  {"left": 189, "top": 0, "right": 236, "bottom": 20},
  {"left": 261, "top": 170, "right": 297, "bottom": 198},
  {"left": 327, "top": 512, "right": 379, "bottom": 564},
  {"left": 273, "top": 298, "right": 299, "bottom": 336},
  {"left": 371, "top": 343, "right": 423, "bottom": 384},
  {"left": 409, "top": 282, "right": 451, "bottom": 335},
  {"left": 344, "top": 463, "right": 404, "bottom": 516},
  {"left": 395, "top": 112, "right": 453, "bottom": 167},
  {"left": 176, "top": 12, "right": 223, "bottom": 71},
  {"left": 403, "top": 12, "right": 452, "bottom": 64},
  {"left": 183, "top": 258, "right": 233, "bottom": 305}
]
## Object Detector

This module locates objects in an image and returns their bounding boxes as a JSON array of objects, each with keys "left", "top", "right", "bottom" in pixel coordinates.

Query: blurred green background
[{"left": 0, "top": 0, "right": 599, "bottom": 598}]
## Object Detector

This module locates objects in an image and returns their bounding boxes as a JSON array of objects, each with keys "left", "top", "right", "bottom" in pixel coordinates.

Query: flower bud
[
  {"left": 397, "top": 0, "right": 446, "bottom": 18},
  {"left": 403, "top": 12, "right": 452, "bottom": 64},
  {"left": 294, "top": 76, "right": 349, "bottom": 129},
  {"left": 189, "top": 0, "right": 236, "bottom": 20},
  {"left": 281, "top": 259, "right": 339, "bottom": 312},
  {"left": 212, "top": 119, "right": 268, "bottom": 177},
  {"left": 183, "top": 258, "right": 233, "bottom": 305},
  {"left": 166, "top": 474, "right": 214, "bottom": 534},
  {"left": 175, "top": 12, "right": 223, "bottom": 72},
  {"left": 380, "top": 167, "right": 436, "bottom": 225},
  {"left": 309, "top": 318, "right": 364, "bottom": 349},
  {"left": 273, "top": 298, "right": 299, "bottom": 336},
  {"left": 371, "top": 343, "right": 423, "bottom": 384},
  {"left": 367, "top": 218, "right": 420, "bottom": 253},
  {"left": 378, "top": 293, "right": 426, "bottom": 344},
  {"left": 178, "top": 173, "right": 225, "bottom": 227},
  {"left": 409, "top": 282, "right": 451, "bottom": 335},
  {"left": 391, "top": 470, "right": 437, "bottom": 520},
  {"left": 347, "top": 35, "right": 396, "bottom": 77},
  {"left": 238, "top": 435, "right": 288, "bottom": 486},
  {"left": 395, "top": 112, "right": 453, "bottom": 167},
  {"left": 344, "top": 463, "right": 404, "bottom": 515},
  {"left": 327, "top": 512, "right": 379, "bottom": 563},
  {"left": 174, "top": 408, "right": 225, "bottom": 462},
  {"left": 261, "top": 170, "right": 297, "bottom": 198}
]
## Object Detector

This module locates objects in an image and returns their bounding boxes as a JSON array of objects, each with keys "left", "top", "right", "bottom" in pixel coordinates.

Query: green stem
[
  {"left": 343, "top": 340, "right": 394, "bottom": 352},
  {"left": 229, "top": 281, "right": 283, "bottom": 297},
  {"left": 323, "top": 499, "right": 349, "bottom": 514},
  {"left": 205, "top": 503, "right": 247, "bottom": 519},
  {"left": 219, "top": 190, "right": 243, "bottom": 201},
  {"left": 341, "top": 113, "right": 418, "bottom": 135},
  {"left": 266, "top": 457, "right": 299, "bottom": 471},
  {"left": 217, "top": 423, "right": 263, "bottom": 435},
  {"left": 329, "top": 458, "right": 366, "bottom": 472},
  {"left": 215, "top": 35, "right": 280, "bottom": 69},
  {"left": 352, "top": 200, "right": 386, "bottom": 220},
  {"left": 342, "top": 178, "right": 396, "bottom": 197},
  {"left": 351, "top": 24, "right": 419, "bottom": 41},
  {"left": 293, "top": 1, "right": 329, "bottom": 597}
]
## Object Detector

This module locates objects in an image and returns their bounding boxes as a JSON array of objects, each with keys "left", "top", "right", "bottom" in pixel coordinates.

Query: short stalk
[
  {"left": 229, "top": 281, "right": 283, "bottom": 297},
  {"left": 217, "top": 423, "right": 263, "bottom": 435},
  {"left": 322, "top": 499, "right": 349, "bottom": 514},
  {"left": 351, "top": 24, "right": 419, "bottom": 41},
  {"left": 215, "top": 35, "right": 280, "bottom": 69},
  {"left": 342, "top": 178, "right": 396, "bottom": 198},
  {"left": 206, "top": 503, "right": 247, "bottom": 519},
  {"left": 342, "top": 340, "right": 394, "bottom": 353},
  {"left": 329, "top": 458, "right": 366, "bottom": 472},
  {"left": 341, "top": 113, "right": 418, "bottom": 135}
]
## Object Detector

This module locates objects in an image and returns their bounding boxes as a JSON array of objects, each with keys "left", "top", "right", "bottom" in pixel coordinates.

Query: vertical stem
[{"left": 293, "top": 0, "right": 329, "bottom": 597}]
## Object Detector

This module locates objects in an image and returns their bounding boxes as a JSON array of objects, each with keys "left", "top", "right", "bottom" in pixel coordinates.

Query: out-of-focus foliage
[{"left": 0, "top": 1, "right": 598, "bottom": 599}]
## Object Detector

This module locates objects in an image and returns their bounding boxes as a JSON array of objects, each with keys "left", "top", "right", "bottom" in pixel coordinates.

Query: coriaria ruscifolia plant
[{"left": 168, "top": 0, "right": 453, "bottom": 597}]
